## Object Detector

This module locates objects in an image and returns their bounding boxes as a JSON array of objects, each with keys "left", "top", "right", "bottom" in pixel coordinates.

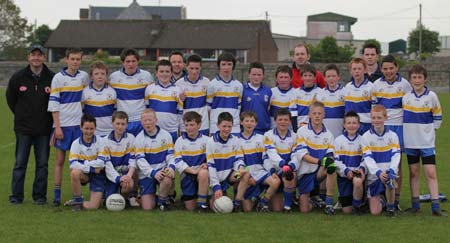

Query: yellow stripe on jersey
[
  {"left": 276, "top": 148, "right": 292, "bottom": 154},
  {"left": 145, "top": 94, "right": 177, "bottom": 102},
  {"left": 334, "top": 150, "right": 362, "bottom": 156},
  {"left": 51, "top": 85, "right": 84, "bottom": 94},
  {"left": 69, "top": 154, "right": 97, "bottom": 161},
  {"left": 344, "top": 96, "right": 371, "bottom": 102},
  {"left": 185, "top": 91, "right": 207, "bottom": 98},
  {"left": 110, "top": 83, "right": 147, "bottom": 90},
  {"left": 136, "top": 144, "right": 173, "bottom": 154},
  {"left": 362, "top": 144, "right": 400, "bottom": 153},
  {"left": 270, "top": 100, "right": 290, "bottom": 107},
  {"left": 207, "top": 151, "right": 240, "bottom": 160},
  {"left": 432, "top": 106, "right": 442, "bottom": 115},
  {"left": 242, "top": 147, "right": 265, "bottom": 154},
  {"left": 174, "top": 149, "right": 205, "bottom": 157},
  {"left": 322, "top": 101, "right": 345, "bottom": 107},
  {"left": 294, "top": 99, "right": 314, "bottom": 106},
  {"left": 372, "top": 92, "right": 404, "bottom": 99},
  {"left": 83, "top": 100, "right": 116, "bottom": 106},
  {"left": 305, "top": 140, "right": 334, "bottom": 150},
  {"left": 403, "top": 105, "right": 431, "bottom": 113},
  {"left": 100, "top": 148, "right": 134, "bottom": 157},
  {"left": 214, "top": 91, "right": 241, "bottom": 98}
]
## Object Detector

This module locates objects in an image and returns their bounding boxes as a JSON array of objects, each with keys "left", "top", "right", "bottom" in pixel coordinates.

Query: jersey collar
[
  {"left": 325, "top": 84, "right": 342, "bottom": 92},
  {"left": 79, "top": 135, "right": 96, "bottom": 147},
  {"left": 380, "top": 73, "right": 402, "bottom": 84},
  {"left": 350, "top": 77, "right": 369, "bottom": 88},
  {"left": 369, "top": 126, "right": 388, "bottom": 137},
  {"left": 108, "top": 131, "right": 127, "bottom": 143},
  {"left": 412, "top": 86, "right": 430, "bottom": 98},
  {"left": 307, "top": 122, "right": 326, "bottom": 135},
  {"left": 216, "top": 74, "right": 235, "bottom": 83},
  {"left": 182, "top": 132, "right": 202, "bottom": 142},
  {"left": 343, "top": 131, "right": 359, "bottom": 142},
  {"left": 273, "top": 128, "right": 291, "bottom": 140},
  {"left": 213, "top": 131, "right": 232, "bottom": 144},
  {"left": 120, "top": 67, "right": 140, "bottom": 76},
  {"left": 144, "top": 126, "right": 161, "bottom": 139},
  {"left": 61, "top": 67, "right": 80, "bottom": 78}
]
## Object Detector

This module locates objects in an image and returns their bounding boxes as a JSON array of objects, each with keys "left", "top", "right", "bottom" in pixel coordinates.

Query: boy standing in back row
[
  {"left": 109, "top": 48, "right": 154, "bottom": 136},
  {"left": 48, "top": 48, "right": 89, "bottom": 206}
]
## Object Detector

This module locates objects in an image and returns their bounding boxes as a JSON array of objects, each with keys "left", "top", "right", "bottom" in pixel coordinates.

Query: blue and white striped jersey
[
  {"left": 403, "top": 87, "right": 442, "bottom": 149},
  {"left": 239, "top": 132, "right": 269, "bottom": 182},
  {"left": 135, "top": 126, "right": 175, "bottom": 180},
  {"left": 207, "top": 75, "right": 243, "bottom": 134},
  {"left": 263, "top": 128, "right": 297, "bottom": 173},
  {"left": 109, "top": 68, "right": 154, "bottom": 122},
  {"left": 343, "top": 78, "right": 373, "bottom": 124},
  {"left": 269, "top": 86, "right": 296, "bottom": 128},
  {"left": 82, "top": 84, "right": 116, "bottom": 136},
  {"left": 48, "top": 68, "right": 89, "bottom": 127},
  {"left": 290, "top": 85, "right": 321, "bottom": 127},
  {"left": 316, "top": 84, "right": 345, "bottom": 138},
  {"left": 334, "top": 132, "right": 364, "bottom": 178},
  {"left": 174, "top": 133, "right": 208, "bottom": 173},
  {"left": 69, "top": 135, "right": 104, "bottom": 173}
]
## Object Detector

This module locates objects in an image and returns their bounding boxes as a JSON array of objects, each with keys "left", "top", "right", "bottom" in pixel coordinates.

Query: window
[{"left": 338, "top": 22, "right": 349, "bottom": 32}]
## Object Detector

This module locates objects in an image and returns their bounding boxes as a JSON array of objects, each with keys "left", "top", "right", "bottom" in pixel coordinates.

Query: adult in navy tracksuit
[
  {"left": 6, "top": 45, "right": 55, "bottom": 205},
  {"left": 241, "top": 62, "right": 272, "bottom": 134}
]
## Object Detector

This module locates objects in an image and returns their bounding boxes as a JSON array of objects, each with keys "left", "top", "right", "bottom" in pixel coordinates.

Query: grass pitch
[{"left": 0, "top": 90, "right": 449, "bottom": 242}]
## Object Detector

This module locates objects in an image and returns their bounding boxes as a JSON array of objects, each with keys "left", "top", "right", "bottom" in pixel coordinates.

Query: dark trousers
[{"left": 10, "top": 133, "right": 50, "bottom": 202}]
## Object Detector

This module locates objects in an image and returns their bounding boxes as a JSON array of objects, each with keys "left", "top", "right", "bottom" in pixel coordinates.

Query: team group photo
[{"left": 1, "top": 0, "right": 450, "bottom": 242}]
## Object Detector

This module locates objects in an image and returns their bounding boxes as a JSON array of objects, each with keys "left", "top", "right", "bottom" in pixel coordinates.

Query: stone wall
[{"left": 1, "top": 61, "right": 449, "bottom": 92}]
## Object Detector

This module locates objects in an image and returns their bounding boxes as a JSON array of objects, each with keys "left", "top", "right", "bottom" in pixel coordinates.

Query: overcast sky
[{"left": 14, "top": 0, "right": 450, "bottom": 43}]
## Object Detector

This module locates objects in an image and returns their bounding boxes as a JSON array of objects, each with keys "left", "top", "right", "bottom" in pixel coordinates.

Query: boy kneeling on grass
[{"left": 66, "top": 114, "right": 105, "bottom": 211}]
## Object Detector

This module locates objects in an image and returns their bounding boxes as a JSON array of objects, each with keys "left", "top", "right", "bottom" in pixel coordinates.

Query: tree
[
  {"left": 309, "top": 36, "right": 355, "bottom": 63},
  {"left": 0, "top": 0, "right": 30, "bottom": 59},
  {"left": 408, "top": 24, "right": 440, "bottom": 55},
  {"left": 28, "top": 24, "right": 53, "bottom": 46}
]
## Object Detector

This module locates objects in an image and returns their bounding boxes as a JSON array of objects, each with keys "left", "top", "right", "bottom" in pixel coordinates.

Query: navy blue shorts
[
  {"left": 337, "top": 176, "right": 353, "bottom": 197},
  {"left": 139, "top": 177, "right": 159, "bottom": 195},
  {"left": 298, "top": 171, "right": 319, "bottom": 195},
  {"left": 53, "top": 125, "right": 81, "bottom": 151},
  {"left": 105, "top": 180, "right": 120, "bottom": 199},
  {"left": 367, "top": 179, "right": 385, "bottom": 198}
]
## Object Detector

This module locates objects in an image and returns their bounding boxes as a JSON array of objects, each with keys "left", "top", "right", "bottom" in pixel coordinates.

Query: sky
[{"left": 13, "top": 0, "right": 450, "bottom": 43}]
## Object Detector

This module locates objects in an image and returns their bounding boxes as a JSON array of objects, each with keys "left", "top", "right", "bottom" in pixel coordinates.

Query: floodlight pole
[{"left": 419, "top": 3, "right": 422, "bottom": 57}]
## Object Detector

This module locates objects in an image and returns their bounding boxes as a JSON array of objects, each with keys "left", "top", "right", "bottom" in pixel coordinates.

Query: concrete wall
[
  {"left": 1, "top": 61, "right": 449, "bottom": 93},
  {"left": 307, "top": 21, "right": 353, "bottom": 40}
]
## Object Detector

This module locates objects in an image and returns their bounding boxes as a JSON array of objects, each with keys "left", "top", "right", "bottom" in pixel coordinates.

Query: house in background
[
  {"left": 79, "top": 0, "right": 186, "bottom": 20},
  {"left": 45, "top": 19, "right": 277, "bottom": 63},
  {"left": 274, "top": 12, "right": 366, "bottom": 61}
]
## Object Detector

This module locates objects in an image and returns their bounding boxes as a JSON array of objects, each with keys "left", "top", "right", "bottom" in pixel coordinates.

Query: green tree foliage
[
  {"left": 28, "top": 24, "right": 53, "bottom": 46},
  {"left": 309, "top": 36, "right": 355, "bottom": 63},
  {"left": 0, "top": 0, "right": 30, "bottom": 59},
  {"left": 408, "top": 25, "right": 440, "bottom": 55}
]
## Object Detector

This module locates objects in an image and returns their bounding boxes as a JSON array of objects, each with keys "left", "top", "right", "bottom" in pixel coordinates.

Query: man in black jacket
[{"left": 6, "top": 44, "right": 55, "bottom": 205}]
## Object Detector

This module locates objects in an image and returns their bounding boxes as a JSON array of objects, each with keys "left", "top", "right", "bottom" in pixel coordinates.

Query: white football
[
  {"left": 106, "top": 193, "right": 126, "bottom": 211},
  {"left": 213, "top": 196, "right": 234, "bottom": 213}
]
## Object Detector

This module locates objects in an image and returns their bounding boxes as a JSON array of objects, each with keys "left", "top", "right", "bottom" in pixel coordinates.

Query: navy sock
[
  {"left": 325, "top": 196, "right": 333, "bottom": 207},
  {"left": 197, "top": 195, "right": 207, "bottom": 207},
  {"left": 54, "top": 185, "right": 61, "bottom": 201},
  {"left": 352, "top": 199, "right": 362, "bottom": 208},
  {"left": 283, "top": 187, "right": 295, "bottom": 208},
  {"left": 431, "top": 199, "right": 440, "bottom": 212},
  {"left": 411, "top": 197, "right": 420, "bottom": 209}
]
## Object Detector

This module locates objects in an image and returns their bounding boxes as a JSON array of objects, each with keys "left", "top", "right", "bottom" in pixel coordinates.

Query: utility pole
[{"left": 419, "top": 3, "right": 422, "bottom": 57}]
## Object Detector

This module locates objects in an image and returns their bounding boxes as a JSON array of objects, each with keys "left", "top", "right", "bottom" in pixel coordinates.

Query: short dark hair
[
  {"left": 275, "top": 65, "right": 292, "bottom": 78},
  {"left": 81, "top": 114, "right": 96, "bottom": 127},
  {"left": 409, "top": 64, "right": 427, "bottom": 79},
  {"left": 112, "top": 111, "right": 128, "bottom": 123},
  {"left": 300, "top": 64, "right": 316, "bottom": 77},
  {"left": 380, "top": 55, "right": 398, "bottom": 67},
  {"left": 274, "top": 108, "right": 291, "bottom": 121},
  {"left": 248, "top": 62, "right": 265, "bottom": 74},
  {"left": 362, "top": 43, "right": 380, "bottom": 55},
  {"left": 344, "top": 110, "right": 360, "bottom": 123},
  {"left": 169, "top": 51, "right": 185, "bottom": 63},
  {"left": 120, "top": 48, "right": 140, "bottom": 62},
  {"left": 323, "top": 64, "right": 340, "bottom": 76},
  {"left": 183, "top": 111, "right": 202, "bottom": 124},
  {"left": 156, "top": 59, "right": 172, "bottom": 71},
  {"left": 217, "top": 52, "right": 236, "bottom": 70},
  {"left": 186, "top": 54, "right": 202, "bottom": 65},
  {"left": 240, "top": 111, "right": 258, "bottom": 123},
  {"left": 217, "top": 112, "right": 233, "bottom": 125},
  {"left": 66, "top": 48, "right": 83, "bottom": 58}
]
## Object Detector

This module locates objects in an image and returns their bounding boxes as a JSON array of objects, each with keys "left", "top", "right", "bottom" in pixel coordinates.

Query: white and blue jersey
[
  {"left": 174, "top": 133, "right": 208, "bottom": 173},
  {"left": 99, "top": 132, "right": 136, "bottom": 183},
  {"left": 207, "top": 132, "right": 245, "bottom": 192},
  {"left": 403, "top": 87, "right": 442, "bottom": 149},
  {"left": 263, "top": 128, "right": 297, "bottom": 174},
  {"left": 361, "top": 127, "right": 400, "bottom": 185},
  {"left": 269, "top": 86, "right": 296, "bottom": 128},
  {"left": 207, "top": 75, "right": 243, "bottom": 134},
  {"left": 241, "top": 83, "right": 272, "bottom": 133},
  {"left": 48, "top": 68, "right": 89, "bottom": 127},
  {"left": 372, "top": 74, "right": 412, "bottom": 126},
  {"left": 145, "top": 81, "right": 183, "bottom": 134},
  {"left": 334, "top": 132, "right": 364, "bottom": 178},
  {"left": 343, "top": 77, "right": 373, "bottom": 124},
  {"left": 69, "top": 135, "right": 104, "bottom": 173},
  {"left": 290, "top": 123, "right": 334, "bottom": 178},
  {"left": 81, "top": 84, "right": 116, "bottom": 136},
  {"left": 290, "top": 85, "right": 321, "bottom": 127},
  {"left": 316, "top": 85, "right": 345, "bottom": 138},
  {"left": 239, "top": 132, "right": 270, "bottom": 183},
  {"left": 135, "top": 126, "right": 175, "bottom": 180},
  {"left": 175, "top": 75, "right": 210, "bottom": 133},
  {"left": 109, "top": 68, "right": 154, "bottom": 122}
]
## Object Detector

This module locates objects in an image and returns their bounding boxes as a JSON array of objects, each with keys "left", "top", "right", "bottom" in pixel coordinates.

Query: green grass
[{"left": 0, "top": 89, "right": 449, "bottom": 243}]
